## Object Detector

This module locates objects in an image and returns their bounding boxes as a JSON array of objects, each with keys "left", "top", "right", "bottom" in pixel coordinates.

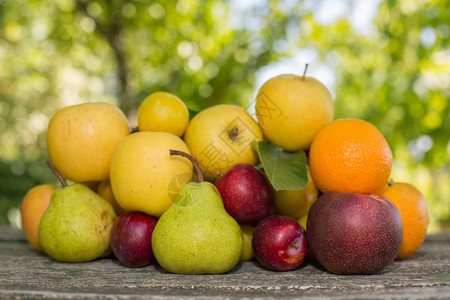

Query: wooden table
[{"left": 1, "top": 226, "right": 449, "bottom": 299}]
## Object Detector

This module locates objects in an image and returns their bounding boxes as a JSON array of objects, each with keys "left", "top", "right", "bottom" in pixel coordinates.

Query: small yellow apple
[
  {"left": 274, "top": 168, "right": 319, "bottom": 219},
  {"left": 20, "top": 184, "right": 56, "bottom": 252},
  {"left": 110, "top": 131, "right": 193, "bottom": 217},
  {"left": 46, "top": 102, "right": 130, "bottom": 182},
  {"left": 297, "top": 214, "right": 308, "bottom": 230},
  {"left": 183, "top": 104, "right": 263, "bottom": 182},
  {"left": 240, "top": 225, "right": 255, "bottom": 262},
  {"left": 137, "top": 92, "right": 189, "bottom": 137},
  {"left": 255, "top": 73, "right": 334, "bottom": 151}
]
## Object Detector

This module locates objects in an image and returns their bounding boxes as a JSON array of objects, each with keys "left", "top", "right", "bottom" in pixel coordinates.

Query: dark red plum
[
  {"left": 252, "top": 215, "right": 308, "bottom": 271},
  {"left": 215, "top": 164, "right": 273, "bottom": 226},
  {"left": 110, "top": 211, "right": 158, "bottom": 268}
]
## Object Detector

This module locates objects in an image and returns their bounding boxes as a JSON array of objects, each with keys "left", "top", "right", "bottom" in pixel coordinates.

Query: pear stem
[
  {"left": 46, "top": 160, "right": 68, "bottom": 188},
  {"left": 302, "top": 63, "right": 309, "bottom": 80},
  {"left": 169, "top": 150, "right": 204, "bottom": 183}
]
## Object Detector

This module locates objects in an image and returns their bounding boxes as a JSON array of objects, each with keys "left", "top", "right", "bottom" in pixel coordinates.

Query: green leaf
[{"left": 254, "top": 141, "right": 308, "bottom": 191}]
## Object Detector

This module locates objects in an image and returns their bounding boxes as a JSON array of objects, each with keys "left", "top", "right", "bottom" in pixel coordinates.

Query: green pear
[
  {"left": 38, "top": 183, "right": 117, "bottom": 262},
  {"left": 152, "top": 180, "right": 243, "bottom": 274}
]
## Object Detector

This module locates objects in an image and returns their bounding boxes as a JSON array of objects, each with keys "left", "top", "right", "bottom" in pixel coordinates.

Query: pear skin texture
[
  {"left": 152, "top": 182, "right": 244, "bottom": 274},
  {"left": 38, "top": 183, "right": 117, "bottom": 263},
  {"left": 183, "top": 104, "right": 263, "bottom": 182},
  {"left": 255, "top": 74, "right": 334, "bottom": 152},
  {"left": 110, "top": 131, "right": 193, "bottom": 218},
  {"left": 46, "top": 102, "right": 130, "bottom": 182}
]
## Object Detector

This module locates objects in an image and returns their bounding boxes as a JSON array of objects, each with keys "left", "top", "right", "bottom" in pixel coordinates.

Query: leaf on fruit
[{"left": 254, "top": 141, "right": 308, "bottom": 191}]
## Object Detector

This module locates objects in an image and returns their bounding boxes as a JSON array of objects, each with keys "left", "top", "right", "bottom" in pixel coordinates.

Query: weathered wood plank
[{"left": 1, "top": 226, "right": 449, "bottom": 299}]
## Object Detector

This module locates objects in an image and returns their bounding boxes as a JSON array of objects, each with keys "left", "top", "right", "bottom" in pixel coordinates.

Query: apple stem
[
  {"left": 169, "top": 150, "right": 204, "bottom": 183},
  {"left": 46, "top": 160, "right": 68, "bottom": 188},
  {"left": 302, "top": 63, "right": 309, "bottom": 80},
  {"left": 228, "top": 127, "right": 239, "bottom": 142}
]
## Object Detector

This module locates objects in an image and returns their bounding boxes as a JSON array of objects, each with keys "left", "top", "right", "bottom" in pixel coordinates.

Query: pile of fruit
[{"left": 20, "top": 67, "right": 429, "bottom": 275}]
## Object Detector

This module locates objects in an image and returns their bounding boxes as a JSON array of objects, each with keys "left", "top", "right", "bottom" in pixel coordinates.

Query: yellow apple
[
  {"left": 183, "top": 104, "right": 263, "bottom": 182},
  {"left": 240, "top": 225, "right": 255, "bottom": 262},
  {"left": 97, "top": 180, "right": 126, "bottom": 215},
  {"left": 137, "top": 91, "right": 189, "bottom": 137},
  {"left": 255, "top": 73, "right": 334, "bottom": 151},
  {"left": 82, "top": 181, "right": 101, "bottom": 191},
  {"left": 46, "top": 102, "right": 130, "bottom": 182},
  {"left": 20, "top": 184, "right": 56, "bottom": 252},
  {"left": 110, "top": 131, "right": 193, "bottom": 217},
  {"left": 297, "top": 214, "right": 308, "bottom": 230},
  {"left": 274, "top": 168, "right": 319, "bottom": 219}
]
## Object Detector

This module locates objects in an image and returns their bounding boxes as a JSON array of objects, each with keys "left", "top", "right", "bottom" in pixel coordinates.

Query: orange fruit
[
  {"left": 309, "top": 118, "right": 392, "bottom": 194},
  {"left": 382, "top": 182, "right": 428, "bottom": 259},
  {"left": 21, "top": 184, "right": 56, "bottom": 252}
]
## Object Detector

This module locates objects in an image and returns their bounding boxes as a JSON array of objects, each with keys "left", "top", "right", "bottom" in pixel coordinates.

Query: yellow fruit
[
  {"left": 137, "top": 92, "right": 189, "bottom": 137},
  {"left": 82, "top": 181, "right": 101, "bottom": 191},
  {"left": 240, "top": 225, "right": 255, "bottom": 262},
  {"left": 97, "top": 180, "right": 126, "bottom": 215},
  {"left": 46, "top": 102, "right": 130, "bottom": 182},
  {"left": 297, "top": 214, "right": 308, "bottom": 230},
  {"left": 382, "top": 182, "right": 429, "bottom": 260},
  {"left": 274, "top": 169, "right": 319, "bottom": 219},
  {"left": 20, "top": 184, "right": 56, "bottom": 252},
  {"left": 309, "top": 118, "right": 392, "bottom": 195},
  {"left": 184, "top": 104, "right": 263, "bottom": 182},
  {"left": 110, "top": 131, "right": 193, "bottom": 217},
  {"left": 255, "top": 73, "right": 334, "bottom": 151}
]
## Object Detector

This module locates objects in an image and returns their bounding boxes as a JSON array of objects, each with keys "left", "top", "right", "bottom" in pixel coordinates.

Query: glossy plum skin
[
  {"left": 252, "top": 215, "right": 308, "bottom": 271},
  {"left": 214, "top": 164, "right": 274, "bottom": 226},
  {"left": 307, "top": 191, "right": 403, "bottom": 275},
  {"left": 110, "top": 212, "right": 158, "bottom": 268}
]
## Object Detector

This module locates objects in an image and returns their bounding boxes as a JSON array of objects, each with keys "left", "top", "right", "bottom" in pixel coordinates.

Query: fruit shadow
[
  {"left": 305, "top": 259, "right": 329, "bottom": 273},
  {"left": 148, "top": 259, "right": 277, "bottom": 275},
  {"left": 302, "top": 258, "right": 405, "bottom": 276},
  {"left": 149, "top": 261, "right": 244, "bottom": 275},
  {"left": 405, "top": 251, "right": 426, "bottom": 260},
  {"left": 249, "top": 258, "right": 314, "bottom": 273}
]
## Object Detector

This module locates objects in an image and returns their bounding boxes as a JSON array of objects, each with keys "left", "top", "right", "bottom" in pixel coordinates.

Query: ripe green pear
[
  {"left": 38, "top": 183, "right": 117, "bottom": 262},
  {"left": 152, "top": 181, "right": 243, "bottom": 274}
]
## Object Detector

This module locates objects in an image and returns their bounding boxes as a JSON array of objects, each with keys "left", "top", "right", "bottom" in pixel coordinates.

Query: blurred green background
[{"left": 0, "top": 0, "right": 448, "bottom": 232}]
